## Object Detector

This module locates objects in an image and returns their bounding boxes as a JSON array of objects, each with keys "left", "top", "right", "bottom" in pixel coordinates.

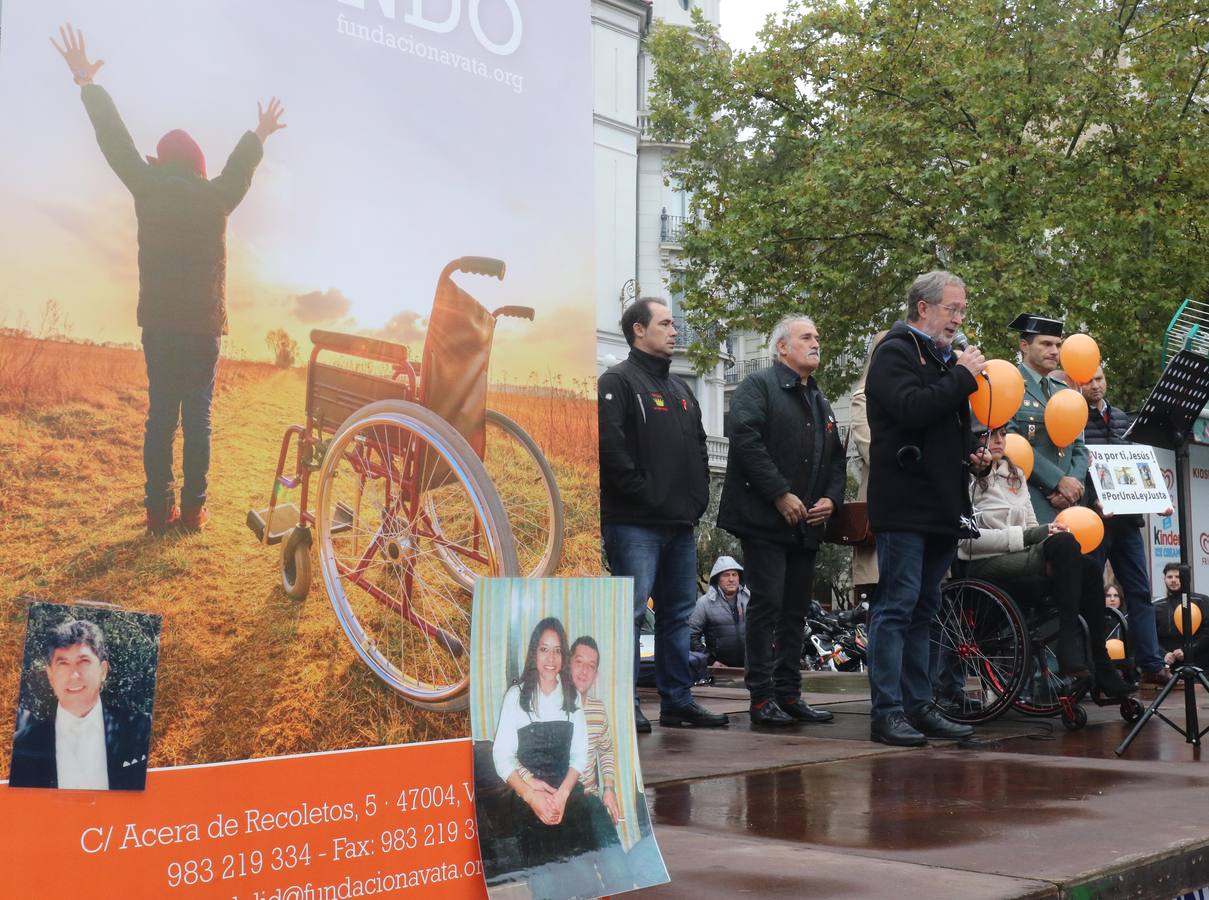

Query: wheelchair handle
[
  {"left": 453, "top": 256, "right": 506, "bottom": 280},
  {"left": 492, "top": 305, "right": 535, "bottom": 321}
]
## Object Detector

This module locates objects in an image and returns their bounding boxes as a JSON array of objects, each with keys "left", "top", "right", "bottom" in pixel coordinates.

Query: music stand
[{"left": 1116, "top": 349, "right": 1209, "bottom": 755}]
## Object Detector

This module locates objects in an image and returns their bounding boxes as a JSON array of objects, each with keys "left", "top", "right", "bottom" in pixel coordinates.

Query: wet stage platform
[{"left": 636, "top": 671, "right": 1209, "bottom": 899}]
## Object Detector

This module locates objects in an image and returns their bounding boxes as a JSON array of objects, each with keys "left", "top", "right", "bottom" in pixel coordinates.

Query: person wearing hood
[
  {"left": 689, "top": 556, "right": 750, "bottom": 671},
  {"left": 53, "top": 24, "right": 284, "bottom": 534},
  {"left": 717, "top": 315, "right": 844, "bottom": 728}
]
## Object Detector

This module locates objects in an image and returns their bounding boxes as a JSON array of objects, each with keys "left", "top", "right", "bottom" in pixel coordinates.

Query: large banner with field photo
[{"left": 0, "top": 0, "right": 596, "bottom": 895}]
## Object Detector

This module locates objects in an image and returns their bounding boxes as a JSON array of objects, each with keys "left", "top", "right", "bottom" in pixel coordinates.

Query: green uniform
[{"left": 1006, "top": 364, "right": 1089, "bottom": 525}]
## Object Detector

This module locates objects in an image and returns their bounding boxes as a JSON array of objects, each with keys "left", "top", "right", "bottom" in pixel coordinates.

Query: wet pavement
[{"left": 638, "top": 676, "right": 1209, "bottom": 898}]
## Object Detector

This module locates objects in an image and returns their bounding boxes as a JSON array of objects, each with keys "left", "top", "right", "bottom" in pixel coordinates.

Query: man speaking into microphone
[{"left": 865, "top": 271, "right": 989, "bottom": 746}]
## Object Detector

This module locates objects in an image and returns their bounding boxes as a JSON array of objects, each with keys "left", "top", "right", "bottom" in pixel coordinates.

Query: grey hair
[
  {"left": 905, "top": 270, "right": 964, "bottom": 321},
  {"left": 768, "top": 314, "right": 816, "bottom": 356}
]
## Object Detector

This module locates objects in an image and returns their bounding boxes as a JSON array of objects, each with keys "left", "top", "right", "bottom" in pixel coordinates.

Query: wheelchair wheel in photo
[
  {"left": 428, "top": 409, "right": 563, "bottom": 588},
  {"left": 280, "top": 525, "right": 313, "bottom": 601},
  {"left": 315, "top": 399, "right": 520, "bottom": 710}
]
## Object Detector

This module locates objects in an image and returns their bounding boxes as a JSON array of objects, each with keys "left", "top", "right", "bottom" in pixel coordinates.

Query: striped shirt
[{"left": 579, "top": 696, "right": 615, "bottom": 795}]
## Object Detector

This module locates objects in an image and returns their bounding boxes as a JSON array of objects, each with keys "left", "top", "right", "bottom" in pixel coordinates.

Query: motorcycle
[{"left": 803, "top": 600, "right": 868, "bottom": 672}]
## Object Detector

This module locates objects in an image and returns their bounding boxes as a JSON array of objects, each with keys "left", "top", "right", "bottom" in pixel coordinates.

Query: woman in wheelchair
[{"left": 958, "top": 426, "right": 1133, "bottom": 698}]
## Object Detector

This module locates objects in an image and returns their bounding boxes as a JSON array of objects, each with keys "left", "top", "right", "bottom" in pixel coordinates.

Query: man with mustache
[{"left": 717, "top": 315, "right": 844, "bottom": 727}]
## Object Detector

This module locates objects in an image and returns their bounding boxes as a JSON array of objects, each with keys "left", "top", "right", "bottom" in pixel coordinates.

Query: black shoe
[
  {"left": 777, "top": 697, "right": 834, "bottom": 723},
  {"left": 906, "top": 705, "right": 975, "bottom": 740},
  {"left": 870, "top": 712, "right": 927, "bottom": 747},
  {"left": 659, "top": 700, "right": 729, "bottom": 728},
  {"left": 749, "top": 699, "right": 795, "bottom": 727},
  {"left": 634, "top": 704, "right": 651, "bottom": 734},
  {"left": 1095, "top": 664, "right": 1137, "bottom": 700}
]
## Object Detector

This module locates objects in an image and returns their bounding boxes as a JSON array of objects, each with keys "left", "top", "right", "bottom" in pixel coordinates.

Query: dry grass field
[{"left": 0, "top": 337, "right": 599, "bottom": 774}]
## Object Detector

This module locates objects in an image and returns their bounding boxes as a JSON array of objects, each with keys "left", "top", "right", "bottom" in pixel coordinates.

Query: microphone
[
  {"left": 952, "top": 330, "right": 989, "bottom": 380},
  {"left": 897, "top": 445, "right": 922, "bottom": 468}
]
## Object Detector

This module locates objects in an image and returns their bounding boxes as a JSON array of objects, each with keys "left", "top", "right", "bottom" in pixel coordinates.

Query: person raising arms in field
[{"left": 51, "top": 23, "right": 285, "bottom": 533}]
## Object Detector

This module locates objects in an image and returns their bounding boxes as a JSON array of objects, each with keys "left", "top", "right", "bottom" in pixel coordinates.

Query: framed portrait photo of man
[{"left": 7, "top": 601, "right": 161, "bottom": 792}]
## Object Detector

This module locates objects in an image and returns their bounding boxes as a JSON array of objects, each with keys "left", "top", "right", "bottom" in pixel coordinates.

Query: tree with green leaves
[{"left": 648, "top": 0, "right": 1209, "bottom": 407}]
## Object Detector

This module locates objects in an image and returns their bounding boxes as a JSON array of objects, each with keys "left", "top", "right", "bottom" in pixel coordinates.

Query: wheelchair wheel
[
  {"left": 1103, "top": 606, "right": 1128, "bottom": 645},
  {"left": 1121, "top": 696, "right": 1144, "bottom": 723},
  {"left": 281, "top": 526, "right": 312, "bottom": 601},
  {"left": 1062, "top": 705, "right": 1088, "bottom": 731},
  {"left": 429, "top": 409, "right": 563, "bottom": 587},
  {"left": 315, "top": 400, "right": 520, "bottom": 709},
  {"left": 1013, "top": 610, "right": 1067, "bottom": 717},
  {"left": 932, "top": 579, "right": 1030, "bottom": 724}
]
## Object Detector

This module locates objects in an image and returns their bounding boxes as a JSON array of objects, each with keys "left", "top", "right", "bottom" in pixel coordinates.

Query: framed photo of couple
[{"left": 470, "top": 577, "right": 668, "bottom": 899}]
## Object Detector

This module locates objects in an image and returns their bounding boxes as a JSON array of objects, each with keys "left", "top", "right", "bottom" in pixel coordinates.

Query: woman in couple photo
[{"left": 490, "top": 617, "right": 622, "bottom": 889}]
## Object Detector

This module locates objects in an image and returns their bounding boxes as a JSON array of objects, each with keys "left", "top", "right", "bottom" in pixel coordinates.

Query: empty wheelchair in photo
[
  {"left": 248, "top": 257, "right": 564, "bottom": 710},
  {"left": 932, "top": 576, "right": 1143, "bottom": 731}
]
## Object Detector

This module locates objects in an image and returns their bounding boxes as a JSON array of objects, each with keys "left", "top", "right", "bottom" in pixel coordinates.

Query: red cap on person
[{"left": 146, "top": 129, "right": 206, "bottom": 178}]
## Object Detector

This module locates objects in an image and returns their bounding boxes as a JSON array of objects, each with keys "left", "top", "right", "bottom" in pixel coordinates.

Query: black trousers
[{"left": 740, "top": 536, "right": 816, "bottom": 703}]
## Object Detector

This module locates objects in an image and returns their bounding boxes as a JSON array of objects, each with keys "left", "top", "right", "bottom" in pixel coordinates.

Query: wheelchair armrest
[{"left": 310, "top": 329, "right": 409, "bottom": 367}]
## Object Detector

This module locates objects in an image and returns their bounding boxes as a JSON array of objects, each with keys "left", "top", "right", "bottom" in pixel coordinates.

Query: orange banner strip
[{"left": 2, "top": 740, "right": 488, "bottom": 899}]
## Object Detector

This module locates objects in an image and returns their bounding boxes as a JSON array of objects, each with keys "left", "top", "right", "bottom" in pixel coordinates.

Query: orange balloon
[
  {"left": 969, "top": 359, "right": 1025, "bottom": 428},
  {"left": 1055, "top": 506, "right": 1104, "bottom": 554},
  {"left": 1059, "top": 333, "right": 1101, "bottom": 384},
  {"left": 1175, "top": 603, "right": 1202, "bottom": 636},
  {"left": 1106, "top": 638, "right": 1126, "bottom": 661},
  {"left": 1044, "top": 389, "right": 1089, "bottom": 448},
  {"left": 1003, "top": 433, "right": 1034, "bottom": 480}
]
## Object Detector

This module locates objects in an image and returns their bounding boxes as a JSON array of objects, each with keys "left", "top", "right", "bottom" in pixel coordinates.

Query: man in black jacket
[
  {"left": 53, "top": 24, "right": 284, "bottom": 533},
  {"left": 1154, "top": 563, "right": 1209, "bottom": 670},
  {"left": 1080, "top": 365, "right": 1170, "bottom": 688},
  {"left": 717, "top": 316, "right": 844, "bottom": 727},
  {"left": 599, "top": 298, "right": 727, "bottom": 732},
  {"left": 865, "top": 271, "right": 987, "bottom": 746}
]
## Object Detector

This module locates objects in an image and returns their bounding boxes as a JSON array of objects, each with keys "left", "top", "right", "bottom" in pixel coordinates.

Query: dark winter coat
[
  {"left": 865, "top": 321, "right": 978, "bottom": 535},
  {"left": 689, "top": 585, "right": 749, "bottom": 667},
  {"left": 81, "top": 85, "right": 264, "bottom": 336},
  {"left": 717, "top": 360, "right": 846, "bottom": 547},
  {"left": 8, "top": 703, "right": 152, "bottom": 791},
  {"left": 598, "top": 348, "right": 710, "bottom": 527},
  {"left": 1153, "top": 592, "right": 1209, "bottom": 663}
]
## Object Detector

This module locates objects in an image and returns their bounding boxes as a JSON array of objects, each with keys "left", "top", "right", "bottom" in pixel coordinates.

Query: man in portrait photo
[{"left": 9, "top": 618, "right": 153, "bottom": 791}]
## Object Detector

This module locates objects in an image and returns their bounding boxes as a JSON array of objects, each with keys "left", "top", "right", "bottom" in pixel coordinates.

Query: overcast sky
[{"left": 718, "top": 0, "right": 792, "bottom": 52}]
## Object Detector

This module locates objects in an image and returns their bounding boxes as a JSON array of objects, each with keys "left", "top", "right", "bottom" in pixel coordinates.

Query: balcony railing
[
  {"left": 723, "top": 356, "right": 773, "bottom": 384},
  {"left": 660, "top": 210, "right": 690, "bottom": 243},
  {"left": 706, "top": 435, "right": 728, "bottom": 473},
  {"left": 672, "top": 313, "right": 699, "bottom": 348}
]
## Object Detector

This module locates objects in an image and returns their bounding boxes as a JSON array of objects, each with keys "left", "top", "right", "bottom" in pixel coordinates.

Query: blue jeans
[
  {"left": 602, "top": 523, "right": 696, "bottom": 710},
  {"left": 1092, "top": 519, "right": 1164, "bottom": 673},
  {"left": 142, "top": 331, "right": 221, "bottom": 512},
  {"left": 869, "top": 530, "right": 957, "bottom": 722}
]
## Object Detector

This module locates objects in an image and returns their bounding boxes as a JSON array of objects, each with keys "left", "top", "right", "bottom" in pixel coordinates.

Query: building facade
[{"left": 592, "top": 0, "right": 730, "bottom": 473}]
